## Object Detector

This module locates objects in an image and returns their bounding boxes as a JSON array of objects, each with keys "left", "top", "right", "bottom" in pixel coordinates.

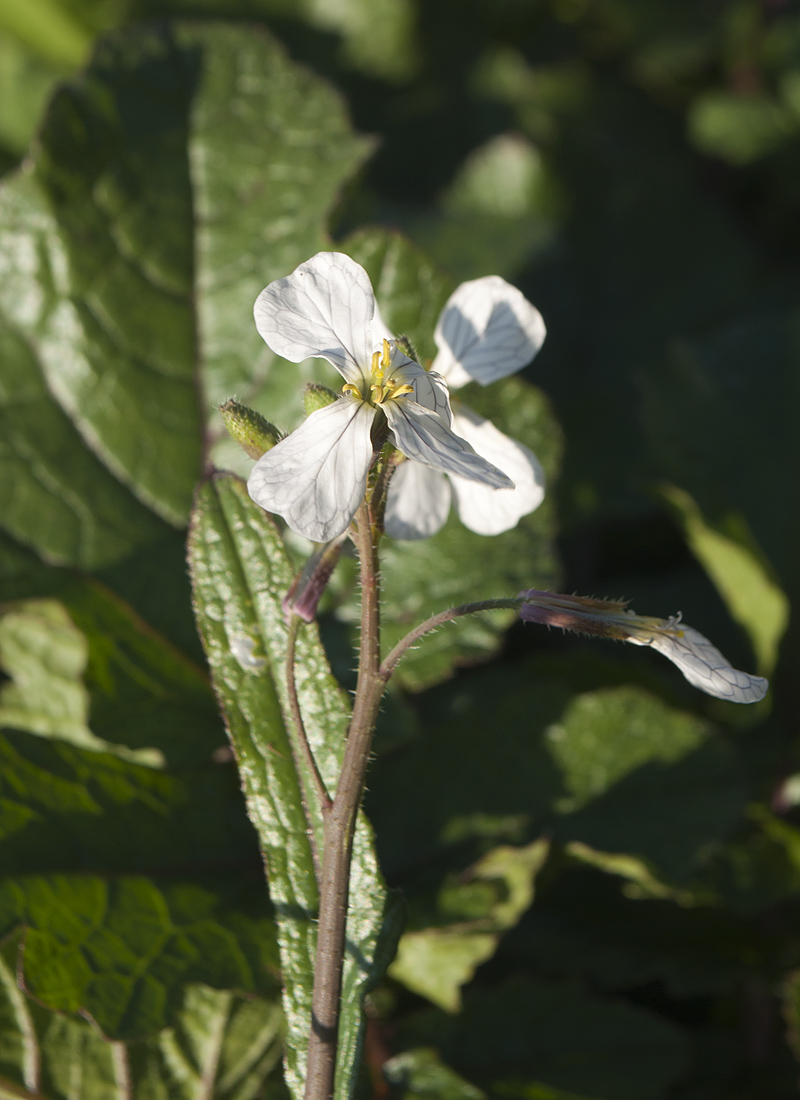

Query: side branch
[{"left": 379, "top": 597, "right": 524, "bottom": 682}]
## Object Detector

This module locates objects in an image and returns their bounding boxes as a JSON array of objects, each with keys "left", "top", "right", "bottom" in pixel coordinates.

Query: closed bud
[
  {"left": 304, "top": 382, "right": 339, "bottom": 415},
  {"left": 219, "top": 400, "right": 282, "bottom": 459},
  {"left": 283, "top": 536, "right": 346, "bottom": 623},
  {"left": 395, "top": 334, "right": 419, "bottom": 363}
]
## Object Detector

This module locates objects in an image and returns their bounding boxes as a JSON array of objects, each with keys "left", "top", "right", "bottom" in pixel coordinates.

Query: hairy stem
[
  {"left": 380, "top": 597, "right": 524, "bottom": 681},
  {"left": 303, "top": 502, "right": 386, "bottom": 1100}
]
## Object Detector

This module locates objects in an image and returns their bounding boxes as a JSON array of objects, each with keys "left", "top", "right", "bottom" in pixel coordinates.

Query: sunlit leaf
[{"left": 189, "top": 473, "right": 394, "bottom": 1100}]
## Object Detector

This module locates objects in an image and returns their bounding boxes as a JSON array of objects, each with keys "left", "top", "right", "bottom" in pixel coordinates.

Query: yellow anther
[
  {"left": 342, "top": 382, "right": 361, "bottom": 398},
  {"left": 381, "top": 339, "right": 391, "bottom": 369},
  {"left": 370, "top": 349, "right": 382, "bottom": 380},
  {"left": 392, "top": 384, "right": 414, "bottom": 398}
]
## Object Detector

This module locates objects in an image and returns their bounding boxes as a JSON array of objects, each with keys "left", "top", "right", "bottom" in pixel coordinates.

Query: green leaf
[
  {"left": 0, "top": 937, "right": 284, "bottom": 1100},
  {"left": 389, "top": 841, "right": 549, "bottom": 1012},
  {"left": 142, "top": 983, "right": 283, "bottom": 1100},
  {"left": 0, "top": 21, "right": 371, "bottom": 547},
  {"left": 0, "top": 599, "right": 160, "bottom": 765},
  {"left": 0, "top": 312, "right": 169, "bottom": 569},
  {"left": 384, "top": 1048, "right": 486, "bottom": 1100},
  {"left": 660, "top": 484, "right": 789, "bottom": 676},
  {"left": 185, "top": 23, "right": 373, "bottom": 414},
  {"left": 0, "top": 0, "right": 90, "bottom": 67},
  {"left": 0, "top": 34, "right": 68, "bottom": 157},
  {"left": 436, "top": 978, "right": 691, "bottom": 1100},
  {"left": 0, "top": 876, "right": 280, "bottom": 1040},
  {"left": 188, "top": 473, "right": 392, "bottom": 1100},
  {"left": 497, "top": 862, "right": 757, "bottom": 999},
  {"left": 0, "top": 725, "right": 257, "bottom": 878},
  {"left": 641, "top": 311, "right": 800, "bottom": 597},
  {"left": 543, "top": 686, "right": 710, "bottom": 814}
]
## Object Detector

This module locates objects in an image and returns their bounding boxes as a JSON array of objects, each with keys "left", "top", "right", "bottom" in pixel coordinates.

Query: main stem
[{"left": 303, "top": 502, "right": 386, "bottom": 1100}]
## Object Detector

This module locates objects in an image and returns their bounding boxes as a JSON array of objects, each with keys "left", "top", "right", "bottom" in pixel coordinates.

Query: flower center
[{"left": 342, "top": 339, "right": 415, "bottom": 407}]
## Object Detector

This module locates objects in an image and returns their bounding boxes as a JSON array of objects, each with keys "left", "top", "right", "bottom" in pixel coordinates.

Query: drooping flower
[
  {"left": 247, "top": 253, "right": 513, "bottom": 542},
  {"left": 384, "top": 275, "right": 547, "bottom": 539},
  {"left": 518, "top": 590, "right": 768, "bottom": 703}
]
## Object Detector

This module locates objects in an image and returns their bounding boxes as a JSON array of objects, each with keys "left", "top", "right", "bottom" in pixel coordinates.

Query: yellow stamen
[{"left": 342, "top": 382, "right": 361, "bottom": 398}]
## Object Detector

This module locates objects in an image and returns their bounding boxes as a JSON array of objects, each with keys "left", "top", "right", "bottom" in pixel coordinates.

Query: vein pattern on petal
[
  {"left": 638, "top": 625, "right": 769, "bottom": 704},
  {"left": 433, "top": 275, "right": 546, "bottom": 389},
  {"left": 253, "top": 252, "right": 375, "bottom": 383},
  {"left": 448, "top": 407, "right": 545, "bottom": 535},
  {"left": 383, "top": 400, "right": 514, "bottom": 488},
  {"left": 385, "top": 460, "right": 452, "bottom": 540},
  {"left": 247, "top": 399, "right": 375, "bottom": 541}
]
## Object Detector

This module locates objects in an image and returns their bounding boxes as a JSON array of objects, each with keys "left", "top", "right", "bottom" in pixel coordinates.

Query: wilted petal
[
  {"left": 247, "top": 399, "right": 375, "bottom": 541},
  {"left": 433, "top": 275, "right": 546, "bottom": 389},
  {"left": 634, "top": 625, "right": 769, "bottom": 704},
  {"left": 385, "top": 460, "right": 452, "bottom": 540},
  {"left": 253, "top": 252, "right": 374, "bottom": 384},
  {"left": 448, "top": 407, "right": 545, "bottom": 535},
  {"left": 384, "top": 399, "right": 514, "bottom": 488},
  {"left": 516, "top": 591, "right": 768, "bottom": 704}
]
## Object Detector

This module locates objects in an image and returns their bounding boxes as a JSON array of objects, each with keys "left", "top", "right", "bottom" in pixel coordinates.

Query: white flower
[
  {"left": 247, "top": 253, "right": 513, "bottom": 542},
  {"left": 384, "top": 276, "right": 547, "bottom": 540},
  {"left": 518, "top": 591, "right": 768, "bottom": 704}
]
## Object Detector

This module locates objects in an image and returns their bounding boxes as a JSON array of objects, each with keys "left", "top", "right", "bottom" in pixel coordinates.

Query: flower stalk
[{"left": 303, "top": 502, "right": 387, "bottom": 1100}]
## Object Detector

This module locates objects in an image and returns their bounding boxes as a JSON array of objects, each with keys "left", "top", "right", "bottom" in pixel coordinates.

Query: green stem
[
  {"left": 303, "top": 502, "right": 386, "bottom": 1100},
  {"left": 380, "top": 597, "right": 524, "bottom": 682}
]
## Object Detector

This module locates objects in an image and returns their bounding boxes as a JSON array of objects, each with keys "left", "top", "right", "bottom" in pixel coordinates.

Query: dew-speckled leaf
[{"left": 188, "top": 473, "right": 392, "bottom": 1100}]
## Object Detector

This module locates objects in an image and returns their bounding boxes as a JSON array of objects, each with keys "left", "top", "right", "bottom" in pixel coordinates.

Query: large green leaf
[
  {"left": 0, "top": 20, "right": 371, "bottom": 555},
  {"left": 0, "top": 935, "right": 284, "bottom": 1100},
  {"left": 0, "top": 876, "right": 279, "bottom": 1040},
  {"left": 433, "top": 978, "right": 691, "bottom": 1100},
  {"left": 188, "top": 473, "right": 394, "bottom": 1100}
]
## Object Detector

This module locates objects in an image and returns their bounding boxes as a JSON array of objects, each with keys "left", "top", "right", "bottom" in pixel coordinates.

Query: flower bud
[
  {"left": 283, "top": 536, "right": 346, "bottom": 623},
  {"left": 395, "top": 334, "right": 419, "bottom": 363},
  {"left": 304, "top": 383, "right": 339, "bottom": 416},
  {"left": 219, "top": 400, "right": 282, "bottom": 459}
]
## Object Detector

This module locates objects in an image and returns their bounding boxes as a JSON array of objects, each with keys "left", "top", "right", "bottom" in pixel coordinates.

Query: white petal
[
  {"left": 253, "top": 252, "right": 374, "bottom": 384},
  {"left": 247, "top": 399, "right": 375, "bottom": 541},
  {"left": 632, "top": 625, "right": 769, "bottom": 703},
  {"left": 433, "top": 275, "right": 546, "bottom": 389},
  {"left": 383, "top": 399, "right": 514, "bottom": 489},
  {"left": 371, "top": 299, "right": 394, "bottom": 344},
  {"left": 448, "top": 407, "right": 545, "bottom": 535},
  {"left": 394, "top": 362, "right": 453, "bottom": 426},
  {"left": 385, "top": 461, "right": 452, "bottom": 540}
]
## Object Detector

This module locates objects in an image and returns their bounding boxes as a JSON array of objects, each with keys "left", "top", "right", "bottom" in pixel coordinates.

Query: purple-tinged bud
[
  {"left": 518, "top": 589, "right": 768, "bottom": 704},
  {"left": 283, "top": 536, "right": 346, "bottom": 623}
]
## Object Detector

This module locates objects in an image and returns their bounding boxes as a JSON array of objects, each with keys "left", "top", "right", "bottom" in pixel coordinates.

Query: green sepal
[
  {"left": 218, "top": 399, "right": 283, "bottom": 460},
  {"left": 303, "top": 383, "right": 340, "bottom": 415}
]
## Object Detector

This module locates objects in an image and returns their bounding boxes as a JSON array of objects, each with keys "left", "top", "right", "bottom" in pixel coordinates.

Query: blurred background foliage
[{"left": 0, "top": 0, "right": 799, "bottom": 1097}]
